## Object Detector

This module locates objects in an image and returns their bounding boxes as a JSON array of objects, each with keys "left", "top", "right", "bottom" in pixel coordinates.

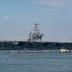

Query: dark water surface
[{"left": 0, "top": 51, "right": 72, "bottom": 72}]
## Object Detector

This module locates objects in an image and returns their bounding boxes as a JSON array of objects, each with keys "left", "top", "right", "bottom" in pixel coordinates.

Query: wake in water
[{"left": 0, "top": 50, "right": 71, "bottom": 55}]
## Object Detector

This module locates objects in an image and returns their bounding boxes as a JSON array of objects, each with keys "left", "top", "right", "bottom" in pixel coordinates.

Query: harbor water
[{"left": 0, "top": 50, "right": 72, "bottom": 72}]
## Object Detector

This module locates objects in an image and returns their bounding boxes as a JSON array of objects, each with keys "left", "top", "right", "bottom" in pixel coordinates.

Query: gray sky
[{"left": 0, "top": 0, "right": 72, "bottom": 42}]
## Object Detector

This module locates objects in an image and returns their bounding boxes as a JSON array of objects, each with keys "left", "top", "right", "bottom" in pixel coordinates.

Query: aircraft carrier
[{"left": 0, "top": 23, "right": 72, "bottom": 51}]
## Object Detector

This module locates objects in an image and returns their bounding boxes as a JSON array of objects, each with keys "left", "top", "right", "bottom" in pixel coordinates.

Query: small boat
[{"left": 59, "top": 48, "right": 70, "bottom": 53}]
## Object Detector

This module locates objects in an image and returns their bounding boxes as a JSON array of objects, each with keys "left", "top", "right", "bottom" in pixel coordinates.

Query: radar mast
[{"left": 28, "top": 23, "right": 44, "bottom": 42}]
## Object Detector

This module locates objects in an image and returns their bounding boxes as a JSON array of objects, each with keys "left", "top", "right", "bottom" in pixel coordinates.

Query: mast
[{"left": 28, "top": 23, "right": 44, "bottom": 42}]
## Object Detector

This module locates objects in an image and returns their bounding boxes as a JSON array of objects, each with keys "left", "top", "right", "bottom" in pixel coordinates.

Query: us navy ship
[{"left": 0, "top": 23, "right": 72, "bottom": 51}]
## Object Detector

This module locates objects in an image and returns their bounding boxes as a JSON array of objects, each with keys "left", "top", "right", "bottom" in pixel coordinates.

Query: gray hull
[{"left": 0, "top": 41, "right": 72, "bottom": 50}]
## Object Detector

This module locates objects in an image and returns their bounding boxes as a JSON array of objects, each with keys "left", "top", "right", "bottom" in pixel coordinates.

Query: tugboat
[{"left": 59, "top": 47, "right": 70, "bottom": 53}]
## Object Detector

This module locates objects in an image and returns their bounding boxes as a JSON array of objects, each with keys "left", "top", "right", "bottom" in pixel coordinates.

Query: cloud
[
  {"left": 33, "top": 0, "right": 72, "bottom": 8},
  {"left": 3, "top": 16, "right": 10, "bottom": 19}
]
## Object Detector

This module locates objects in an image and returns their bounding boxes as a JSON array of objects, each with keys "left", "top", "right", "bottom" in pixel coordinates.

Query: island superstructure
[
  {"left": 28, "top": 24, "right": 44, "bottom": 42},
  {"left": 0, "top": 23, "right": 72, "bottom": 50}
]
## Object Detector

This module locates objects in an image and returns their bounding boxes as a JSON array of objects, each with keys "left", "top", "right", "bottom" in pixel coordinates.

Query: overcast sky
[{"left": 0, "top": 0, "right": 72, "bottom": 42}]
